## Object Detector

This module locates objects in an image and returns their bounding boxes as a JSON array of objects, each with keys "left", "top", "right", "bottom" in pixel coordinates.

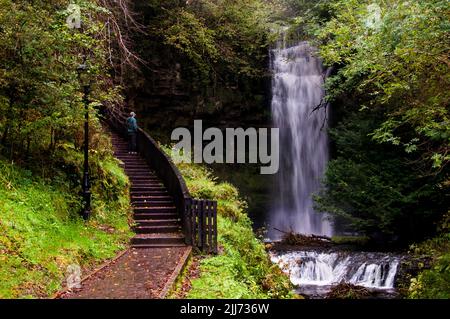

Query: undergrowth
[
  {"left": 408, "top": 224, "right": 450, "bottom": 299},
  {"left": 167, "top": 151, "right": 293, "bottom": 299},
  {"left": 0, "top": 138, "right": 132, "bottom": 298}
]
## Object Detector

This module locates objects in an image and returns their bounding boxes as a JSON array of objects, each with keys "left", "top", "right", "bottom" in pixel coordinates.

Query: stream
[{"left": 270, "top": 249, "right": 401, "bottom": 298}]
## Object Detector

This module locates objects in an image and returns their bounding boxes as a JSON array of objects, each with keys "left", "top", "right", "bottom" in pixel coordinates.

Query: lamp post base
[
  {"left": 81, "top": 208, "right": 91, "bottom": 220},
  {"left": 81, "top": 187, "right": 91, "bottom": 220}
]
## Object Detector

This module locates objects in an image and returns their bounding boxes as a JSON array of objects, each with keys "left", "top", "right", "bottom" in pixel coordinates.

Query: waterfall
[
  {"left": 271, "top": 251, "right": 400, "bottom": 290},
  {"left": 267, "top": 36, "right": 401, "bottom": 298},
  {"left": 269, "top": 38, "right": 332, "bottom": 238}
]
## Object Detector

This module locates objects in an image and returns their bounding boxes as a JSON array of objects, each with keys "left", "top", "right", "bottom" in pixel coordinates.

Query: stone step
[
  {"left": 134, "top": 213, "right": 178, "bottom": 220},
  {"left": 127, "top": 171, "right": 158, "bottom": 179},
  {"left": 126, "top": 171, "right": 156, "bottom": 176},
  {"left": 120, "top": 158, "right": 147, "bottom": 162},
  {"left": 129, "top": 174, "right": 159, "bottom": 178},
  {"left": 110, "top": 131, "right": 185, "bottom": 248},
  {"left": 121, "top": 161, "right": 148, "bottom": 165},
  {"left": 131, "top": 180, "right": 162, "bottom": 184},
  {"left": 124, "top": 168, "right": 150, "bottom": 172},
  {"left": 133, "top": 225, "right": 181, "bottom": 234},
  {"left": 131, "top": 243, "right": 187, "bottom": 248},
  {"left": 123, "top": 164, "right": 149, "bottom": 168},
  {"left": 120, "top": 163, "right": 149, "bottom": 168},
  {"left": 135, "top": 219, "right": 180, "bottom": 227},
  {"left": 132, "top": 200, "right": 173, "bottom": 208},
  {"left": 130, "top": 190, "right": 169, "bottom": 196},
  {"left": 128, "top": 174, "right": 158, "bottom": 178},
  {"left": 127, "top": 172, "right": 157, "bottom": 176},
  {"left": 130, "top": 181, "right": 162, "bottom": 186},
  {"left": 119, "top": 158, "right": 146, "bottom": 162},
  {"left": 131, "top": 233, "right": 185, "bottom": 246},
  {"left": 132, "top": 197, "right": 172, "bottom": 203},
  {"left": 115, "top": 154, "right": 141, "bottom": 158},
  {"left": 125, "top": 168, "right": 152, "bottom": 172},
  {"left": 114, "top": 150, "right": 139, "bottom": 159},
  {"left": 115, "top": 154, "right": 140, "bottom": 158},
  {"left": 131, "top": 186, "right": 166, "bottom": 192},
  {"left": 131, "top": 186, "right": 165, "bottom": 190},
  {"left": 134, "top": 207, "right": 176, "bottom": 214},
  {"left": 131, "top": 195, "right": 172, "bottom": 201},
  {"left": 129, "top": 179, "right": 161, "bottom": 184}
]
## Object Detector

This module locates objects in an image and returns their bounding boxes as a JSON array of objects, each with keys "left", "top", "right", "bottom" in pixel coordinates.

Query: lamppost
[
  {"left": 69, "top": 4, "right": 91, "bottom": 220},
  {"left": 77, "top": 62, "right": 91, "bottom": 220}
]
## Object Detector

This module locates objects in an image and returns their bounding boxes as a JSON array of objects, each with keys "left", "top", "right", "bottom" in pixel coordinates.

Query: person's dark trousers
[{"left": 128, "top": 133, "right": 137, "bottom": 153}]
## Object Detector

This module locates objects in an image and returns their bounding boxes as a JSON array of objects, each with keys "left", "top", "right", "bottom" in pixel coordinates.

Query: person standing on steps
[{"left": 126, "top": 111, "right": 138, "bottom": 154}]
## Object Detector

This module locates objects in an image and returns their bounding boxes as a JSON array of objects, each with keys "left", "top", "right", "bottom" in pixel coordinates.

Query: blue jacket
[{"left": 126, "top": 117, "right": 138, "bottom": 133}]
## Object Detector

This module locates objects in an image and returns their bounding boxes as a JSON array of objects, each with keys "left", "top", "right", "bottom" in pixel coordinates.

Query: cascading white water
[
  {"left": 271, "top": 251, "right": 400, "bottom": 289},
  {"left": 269, "top": 39, "right": 332, "bottom": 238}
]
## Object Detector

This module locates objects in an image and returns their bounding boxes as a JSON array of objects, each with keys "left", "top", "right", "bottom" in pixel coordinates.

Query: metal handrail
[{"left": 105, "top": 108, "right": 218, "bottom": 250}]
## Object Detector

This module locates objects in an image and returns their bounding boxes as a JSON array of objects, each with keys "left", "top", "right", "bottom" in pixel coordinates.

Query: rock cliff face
[
  {"left": 126, "top": 56, "right": 271, "bottom": 136},
  {"left": 123, "top": 3, "right": 271, "bottom": 137}
]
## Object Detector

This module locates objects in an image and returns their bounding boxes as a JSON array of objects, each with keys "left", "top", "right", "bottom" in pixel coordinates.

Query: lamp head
[{"left": 76, "top": 62, "right": 90, "bottom": 86}]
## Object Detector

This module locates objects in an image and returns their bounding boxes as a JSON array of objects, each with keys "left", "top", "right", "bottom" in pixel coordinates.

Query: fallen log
[
  {"left": 326, "top": 282, "right": 373, "bottom": 299},
  {"left": 311, "top": 234, "right": 332, "bottom": 241},
  {"left": 273, "top": 227, "right": 290, "bottom": 234},
  {"left": 273, "top": 228, "right": 332, "bottom": 246}
]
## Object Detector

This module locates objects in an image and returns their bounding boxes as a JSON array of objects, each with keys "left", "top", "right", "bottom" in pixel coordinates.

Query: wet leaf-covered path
[{"left": 61, "top": 247, "right": 190, "bottom": 299}]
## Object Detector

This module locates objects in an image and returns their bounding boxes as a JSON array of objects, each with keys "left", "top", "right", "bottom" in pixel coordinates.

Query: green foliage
[
  {"left": 315, "top": 110, "right": 447, "bottom": 242},
  {"left": 331, "top": 235, "right": 369, "bottom": 246},
  {"left": 0, "top": 158, "right": 132, "bottom": 298},
  {"left": 281, "top": 0, "right": 335, "bottom": 37},
  {"left": 408, "top": 232, "right": 450, "bottom": 299},
  {"left": 315, "top": 0, "right": 450, "bottom": 171},
  {"left": 0, "top": 0, "right": 134, "bottom": 299},
  {"left": 146, "top": 0, "right": 276, "bottom": 84},
  {"left": 187, "top": 217, "right": 290, "bottom": 299},
  {"left": 166, "top": 153, "right": 292, "bottom": 298},
  {"left": 0, "top": 0, "right": 121, "bottom": 161}
]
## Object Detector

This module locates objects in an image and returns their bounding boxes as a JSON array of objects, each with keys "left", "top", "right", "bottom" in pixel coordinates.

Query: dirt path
[{"left": 61, "top": 247, "right": 190, "bottom": 299}]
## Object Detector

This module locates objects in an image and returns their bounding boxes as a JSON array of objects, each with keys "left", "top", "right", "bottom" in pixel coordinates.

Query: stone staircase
[{"left": 111, "top": 132, "right": 186, "bottom": 248}]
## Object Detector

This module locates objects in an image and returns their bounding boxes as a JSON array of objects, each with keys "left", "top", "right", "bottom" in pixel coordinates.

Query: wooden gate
[{"left": 185, "top": 199, "right": 218, "bottom": 254}]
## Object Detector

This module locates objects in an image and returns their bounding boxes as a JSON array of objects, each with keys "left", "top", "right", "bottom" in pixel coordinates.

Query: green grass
[
  {"left": 169, "top": 155, "right": 293, "bottom": 299},
  {"left": 0, "top": 158, "right": 133, "bottom": 298},
  {"left": 331, "top": 236, "right": 370, "bottom": 246}
]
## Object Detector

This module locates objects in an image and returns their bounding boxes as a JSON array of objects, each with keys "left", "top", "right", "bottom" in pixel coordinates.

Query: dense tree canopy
[
  {"left": 0, "top": 0, "right": 133, "bottom": 163},
  {"left": 150, "top": 0, "right": 275, "bottom": 83},
  {"left": 317, "top": 0, "right": 449, "bottom": 171}
]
